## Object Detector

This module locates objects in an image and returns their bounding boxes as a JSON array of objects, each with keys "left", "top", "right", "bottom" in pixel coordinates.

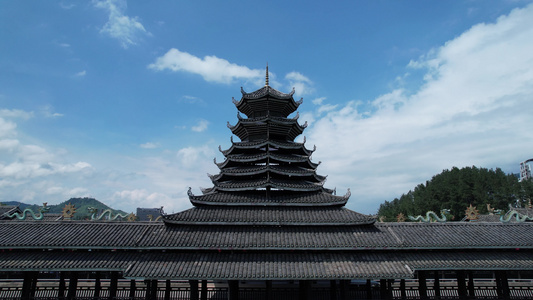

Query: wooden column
[
  {"left": 367, "top": 279, "right": 374, "bottom": 300},
  {"left": 340, "top": 280, "right": 349, "bottom": 300},
  {"left": 496, "top": 271, "right": 510, "bottom": 300},
  {"left": 467, "top": 271, "right": 475, "bottom": 299},
  {"left": 58, "top": 272, "right": 66, "bottom": 299},
  {"left": 67, "top": 272, "right": 78, "bottom": 300},
  {"left": 228, "top": 280, "right": 239, "bottom": 300},
  {"left": 21, "top": 271, "right": 38, "bottom": 300},
  {"left": 189, "top": 280, "right": 199, "bottom": 300},
  {"left": 380, "top": 279, "right": 388, "bottom": 300},
  {"left": 144, "top": 280, "right": 152, "bottom": 300},
  {"left": 165, "top": 280, "right": 172, "bottom": 300},
  {"left": 21, "top": 272, "right": 32, "bottom": 300},
  {"left": 201, "top": 280, "right": 208, "bottom": 300},
  {"left": 418, "top": 271, "right": 428, "bottom": 300},
  {"left": 456, "top": 270, "right": 467, "bottom": 300},
  {"left": 150, "top": 280, "right": 158, "bottom": 300},
  {"left": 30, "top": 271, "right": 38, "bottom": 299},
  {"left": 93, "top": 271, "right": 101, "bottom": 300},
  {"left": 109, "top": 271, "right": 118, "bottom": 300},
  {"left": 400, "top": 279, "right": 406, "bottom": 300},
  {"left": 330, "top": 280, "right": 338, "bottom": 300},
  {"left": 299, "top": 280, "right": 311, "bottom": 300},
  {"left": 129, "top": 279, "right": 136, "bottom": 299},
  {"left": 433, "top": 271, "right": 441, "bottom": 300},
  {"left": 265, "top": 280, "right": 272, "bottom": 300}
]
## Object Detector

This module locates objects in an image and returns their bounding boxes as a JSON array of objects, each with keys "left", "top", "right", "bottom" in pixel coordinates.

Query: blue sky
[{"left": 1, "top": 0, "right": 533, "bottom": 215}]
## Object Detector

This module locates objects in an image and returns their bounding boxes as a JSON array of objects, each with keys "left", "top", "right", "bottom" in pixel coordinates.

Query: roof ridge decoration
[
  {"left": 265, "top": 63, "right": 269, "bottom": 86},
  {"left": 7, "top": 203, "right": 50, "bottom": 220},
  {"left": 408, "top": 209, "right": 451, "bottom": 223},
  {"left": 87, "top": 207, "right": 129, "bottom": 221},
  {"left": 495, "top": 209, "right": 533, "bottom": 223},
  {"left": 62, "top": 203, "right": 76, "bottom": 219}
]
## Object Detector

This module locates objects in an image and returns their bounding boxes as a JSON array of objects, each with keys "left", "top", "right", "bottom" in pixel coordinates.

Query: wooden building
[{"left": 1, "top": 71, "right": 533, "bottom": 299}]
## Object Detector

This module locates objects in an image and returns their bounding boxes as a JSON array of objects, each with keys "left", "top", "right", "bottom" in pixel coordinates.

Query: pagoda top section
[{"left": 233, "top": 86, "right": 303, "bottom": 118}]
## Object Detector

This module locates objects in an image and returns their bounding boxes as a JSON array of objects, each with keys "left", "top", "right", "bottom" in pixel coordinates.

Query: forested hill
[
  {"left": 377, "top": 166, "right": 533, "bottom": 222},
  {"left": 1, "top": 197, "right": 128, "bottom": 220}
]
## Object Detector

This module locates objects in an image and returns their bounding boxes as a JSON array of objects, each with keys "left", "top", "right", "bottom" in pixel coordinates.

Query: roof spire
[{"left": 265, "top": 63, "right": 269, "bottom": 86}]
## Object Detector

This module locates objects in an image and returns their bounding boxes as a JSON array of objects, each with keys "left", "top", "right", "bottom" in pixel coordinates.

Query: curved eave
[
  {"left": 188, "top": 195, "right": 349, "bottom": 207},
  {"left": 211, "top": 169, "right": 326, "bottom": 182},
  {"left": 162, "top": 219, "right": 375, "bottom": 226},
  {"left": 236, "top": 112, "right": 300, "bottom": 122},
  {"left": 220, "top": 166, "right": 321, "bottom": 177},
  {"left": 241, "top": 86, "right": 295, "bottom": 100},
  {"left": 189, "top": 198, "right": 348, "bottom": 207},
  {"left": 211, "top": 179, "right": 325, "bottom": 192},
  {"left": 232, "top": 87, "right": 303, "bottom": 117},
  {"left": 215, "top": 154, "right": 318, "bottom": 169},
  {"left": 228, "top": 119, "right": 306, "bottom": 142},
  {"left": 220, "top": 138, "right": 314, "bottom": 156}
]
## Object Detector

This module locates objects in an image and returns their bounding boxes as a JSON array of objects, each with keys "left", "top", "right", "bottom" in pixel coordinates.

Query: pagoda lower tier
[{"left": 187, "top": 190, "right": 349, "bottom": 206}]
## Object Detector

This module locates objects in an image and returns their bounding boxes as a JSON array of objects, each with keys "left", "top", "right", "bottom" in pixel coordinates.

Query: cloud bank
[{"left": 304, "top": 4, "right": 533, "bottom": 214}]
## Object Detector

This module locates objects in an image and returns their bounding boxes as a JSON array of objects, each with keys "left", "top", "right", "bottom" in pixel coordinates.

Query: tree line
[{"left": 377, "top": 166, "right": 533, "bottom": 221}]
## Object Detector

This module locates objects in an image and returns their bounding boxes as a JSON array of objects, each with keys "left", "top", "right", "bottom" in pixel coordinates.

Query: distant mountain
[{"left": 1, "top": 197, "right": 128, "bottom": 220}]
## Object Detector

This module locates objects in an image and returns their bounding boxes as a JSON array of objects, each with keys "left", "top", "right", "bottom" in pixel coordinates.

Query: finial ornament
[{"left": 265, "top": 63, "right": 269, "bottom": 86}]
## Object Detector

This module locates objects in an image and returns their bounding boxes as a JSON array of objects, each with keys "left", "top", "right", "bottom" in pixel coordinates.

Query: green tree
[{"left": 377, "top": 166, "right": 532, "bottom": 221}]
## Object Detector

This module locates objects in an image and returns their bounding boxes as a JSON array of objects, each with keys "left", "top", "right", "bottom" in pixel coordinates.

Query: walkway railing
[{"left": 1, "top": 279, "right": 533, "bottom": 299}]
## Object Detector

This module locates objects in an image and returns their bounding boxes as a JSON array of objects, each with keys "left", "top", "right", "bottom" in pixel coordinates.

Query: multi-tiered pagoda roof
[{"left": 163, "top": 69, "right": 374, "bottom": 225}]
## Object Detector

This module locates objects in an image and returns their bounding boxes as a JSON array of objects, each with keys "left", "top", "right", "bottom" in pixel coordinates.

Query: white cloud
[
  {"left": 304, "top": 4, "right": 533, "bottom": 214},
  {"left": 191, "top": 119, "right": 209, "bottom": 132},
  {"left": 59, "top": 2, "right": 75, "bottom": 10},
  {"left": 40, "top": 105, "right": 64, "bottom": 118},
  {"left": 285, "top": 71, "right": 315, "bottom": 95},
  {"left": 140, "top": 142, "right": 159, "bottom": 149},
  {"left": 312, "top": 97, "right": 326, "bottom": 105},
  {"left": 177, "top": 145, "right": 214, "bottom": 168},
  {"left": 317, "top": 104, "right": 338, "bottom": 115},
  {"left": 93, "top": 0, "right": 149, "bottom": 49},
  {"left": 179, "top": 95, "right": 204, "bottom": 105},
  {"left": 148, "top": 48, "right": 264, "bottom": 84},
  {"left": 0, "top": 109, "right": 33, "bottom": 120},
  {"left": 0, "top": 113, "right": 92, "bottom": 184},
  {"left": 0, "top": 118, "right": 17, "bottom": 138},
  {"left": 75, "top": 70, "right": 86, "bottom": 77},
  {"left": 0, "top": 139, "right": 20, "bottom": 151}
]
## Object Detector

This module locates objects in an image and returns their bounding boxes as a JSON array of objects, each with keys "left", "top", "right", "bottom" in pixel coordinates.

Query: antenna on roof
[{"left": 265, "top": 63, "right": 269, "bottom": 86}]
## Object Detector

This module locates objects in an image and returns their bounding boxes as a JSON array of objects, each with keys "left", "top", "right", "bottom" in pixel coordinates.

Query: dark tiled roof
[
  {"left": 216, "top": 153, "right": 317, "bottom": 168},
  {"left": 0, "top": 206, "right": 21, "bottom": 220},
  {"left": 213, "top": 166, "right": 322, "bottom": 179},
  {"left": 2, "top": 221, "right": 533, "bottom": 251},
  {"left": 0, "top": 221, "right": 148, "bottom": 249},
  {"left": 162, "top": 207, "right": 375, "bottom": 226},
  {"left": 126, "top": 251, "right": 412, "bottom": 280},
  {"left": 0, "top": 250, "right": 134, "bottom": 271},
  {"left": 189, "top": 191, "right": 348, "bottom": 206},
  {"left": 210, "top": 178, "right": 325, "bottom": 192},
  {"left": 1, "top": 250, "right": 531, "bottom": 280},
  {"left": 233, "top": 86, "right": 302, "bottom": 117},
  {"left": 377, "top": 222, "right": 533, "bottom": 248},
  {"left": 240, "top": 86, "right": 295, "bottom": 100},
  {"left": 220, "top": 139, "right": 313, "bottom": 156},
  {"left": 403, "top": 251, "right": 533, "bottom": 270},
  {"left": 228, "top": 116, "right": 305, "bottom": 142}
]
